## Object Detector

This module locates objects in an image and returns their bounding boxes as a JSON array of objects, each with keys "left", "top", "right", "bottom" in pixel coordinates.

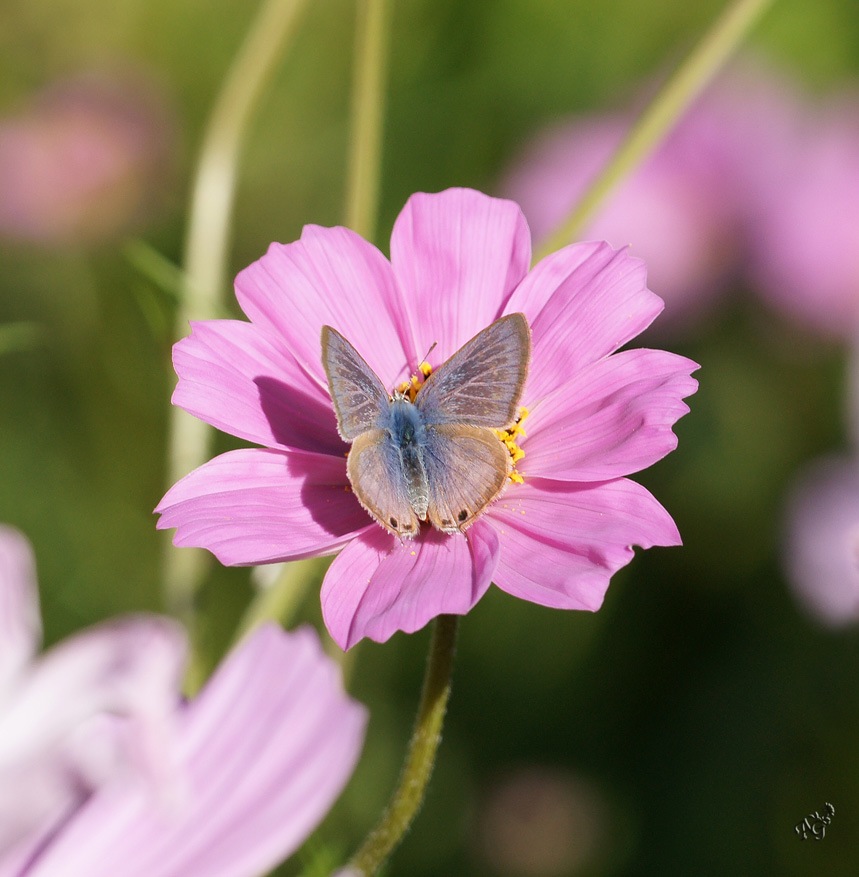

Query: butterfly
[{"left": 321, "top": 313, "right": 531, "bottom": 538}]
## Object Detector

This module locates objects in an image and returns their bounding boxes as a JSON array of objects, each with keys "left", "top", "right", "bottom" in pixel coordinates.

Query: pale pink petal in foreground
[
  {"left": 0, "top": 527, "right": 187, "bottom": 867},
  {"left": 158, "top": 188, "right": 697, "bottom": 648},
  {"left": 783, "top": 456, "right": 859, "bottom": 626},
  {"left": 0, "top": 526, "right": 41, "bottom": 696},
  {"left": 21, "top": 625, "right": 368, "bottom": 877}
]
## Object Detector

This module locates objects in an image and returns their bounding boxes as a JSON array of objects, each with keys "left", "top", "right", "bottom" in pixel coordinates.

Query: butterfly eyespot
[
  {"left": 441, "top": 518, "right": 452, "bottom": 527},
  {"left": 457, "top": 509, "right": 469, "bottom": 523},
  {"left": 389, "top": 517, "right": 398, "bottom": 529}
]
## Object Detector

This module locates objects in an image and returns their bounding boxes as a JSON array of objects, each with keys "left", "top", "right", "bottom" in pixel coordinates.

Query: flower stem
[
  {"left": 231, "top": 558, "right": 323, "bottom": 646},
  {"left": 348, "top": 614, "right": 460, "bottom": 876},
  {"left": 162, "top": 0, "right": 310, "bottom": 636},
  {"left": 534, "top": 0, "right": 776, "bottom": 262},
  {"left": 344, "top": 0, "right": 391, "bottom": 242}
]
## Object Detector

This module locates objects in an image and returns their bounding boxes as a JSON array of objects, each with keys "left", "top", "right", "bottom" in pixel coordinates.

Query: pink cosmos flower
[
  {"left": 750, "top": 94, "right": 859, "bottom": 340},
  {"left": 0, "top": 71, "right": 174, "bottom": 244},
  {"left": 0, "top": 526, "right": 366, "bottom": 877},
  {"left": 501, "top": 62, "right": 802, "bottom": 332},
  {"left": 157, "top": 188, "right": 698, "bottom": 649},
  {"left": 12, "top": 623, "right": 367, "bottom": 877},
  {"left": 782, "top": 456, "right": 859, "bottom": 626},
  {"left": 0, "top": 525, "right": 186, "bottom": 871}
]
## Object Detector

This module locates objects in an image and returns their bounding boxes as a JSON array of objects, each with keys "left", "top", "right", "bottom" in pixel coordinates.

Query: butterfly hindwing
[
  {"left": 321, "top": 325, "right": 390, "bottom": 441},
  {"left": 348, "top": 429, "right": 421, "bottom": 538},
  {"left": 422, "top": 424, "right": 511, "bottom": 533},
  {"left": 415, "top": 313, "right": 530, "bottom": 428}
]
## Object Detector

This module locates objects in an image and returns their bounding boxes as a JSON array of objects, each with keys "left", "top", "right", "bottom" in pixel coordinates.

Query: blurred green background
[{"left": 2, "top": 0, "right": 858, "bottom": 874}]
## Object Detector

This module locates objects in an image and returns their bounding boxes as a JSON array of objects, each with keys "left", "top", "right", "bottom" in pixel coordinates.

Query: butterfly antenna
[
  {"left": 420, "top": 340, "right": 437, "bottom": 368},
  {"left": 398, "top": 341, "right": 437, "bottom": 401}
]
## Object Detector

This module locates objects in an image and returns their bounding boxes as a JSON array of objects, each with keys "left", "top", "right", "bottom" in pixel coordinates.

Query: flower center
[{"left": 396, "top": 361, "right": 433, "bottom": 402}]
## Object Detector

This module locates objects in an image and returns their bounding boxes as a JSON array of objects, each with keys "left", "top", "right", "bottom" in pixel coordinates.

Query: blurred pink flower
[
  {"left": 0, "top": 72, "right": 174, "bottom": 244},
  {"left": 0, "top": 525, "right": 186, "bottom": 870},
  {"left": 783, "top": 456, "right": 859, "bottom": 626},
  {"left": 501, "top": 62, "right": 801, "bottom": 332},
  {"left": 157, "top": 188, "right": 698, "bottom": 649},
  {"left": 474, "top": 766, "right": 612, "bottom": 877},
  {"left": 750, "top": 95, "right": 859, "bottom": 340},
  {"left": 13, "top": 624, "right": 367, "bottom": 877}
]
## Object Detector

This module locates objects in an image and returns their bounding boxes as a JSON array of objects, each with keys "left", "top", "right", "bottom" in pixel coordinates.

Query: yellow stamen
[
  {"left": 493, "top": 406, "right": 529, "bottom": 484},
  {"left": 396, "top": 361, "right": 434, "bottom": 402}
]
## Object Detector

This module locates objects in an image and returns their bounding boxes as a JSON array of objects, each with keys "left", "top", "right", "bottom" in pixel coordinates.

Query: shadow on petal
[{"left": 255, "top": 375, "right": 347, "bottom": 456}]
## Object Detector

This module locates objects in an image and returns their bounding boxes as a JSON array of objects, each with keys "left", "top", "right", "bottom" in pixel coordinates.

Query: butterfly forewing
[
  {"left": 422, "top": 424, "right": 511, "bottom": 533},
  {"left": 321, "top": 325, "right": 390, "bottom": 441},
  {"left": 348, "top": 430, "right": 421, "bottom": 537},
  {"left": 415, "top": 313, "right": 530, "bottom": 428}
]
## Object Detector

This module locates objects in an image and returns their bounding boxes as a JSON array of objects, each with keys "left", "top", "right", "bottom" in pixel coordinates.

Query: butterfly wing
[
  {"left": 348, "top": 429, "right": 421, "bottom": 538},
  {"left": 422, "top": 424, "right": 510, "bottom": 533},
  {"left": 415, "top": 313, "right": 530, "bottom": 428},
  {"left": 321, "top": 325, "right": 390, "bottom": 441}
]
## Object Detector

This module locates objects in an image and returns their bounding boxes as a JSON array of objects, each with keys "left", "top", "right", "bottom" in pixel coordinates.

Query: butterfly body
[
  {"left": 382, "top": 396, "right": 430, "bottom": 520},
  {"left": 322, "top": 313, "right": 530, "bottom": 538}
]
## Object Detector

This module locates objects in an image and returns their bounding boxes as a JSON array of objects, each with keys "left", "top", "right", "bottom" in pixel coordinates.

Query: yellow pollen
[
  {"left": 493, "top": 406, "right": 529, "bottom": 484},
  {"left": 396, "top": 362, "right": 433, "bottom": 402}
]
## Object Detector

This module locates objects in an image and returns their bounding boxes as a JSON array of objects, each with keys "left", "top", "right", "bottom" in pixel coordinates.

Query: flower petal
[
  {"left": 783, "top": 455, "right": 859, "bottom": 625},
  {"left": 0, "top": 617, "right": 186, "bottom": 778},
  {"left": 321, "top": 519, "right": 499, "bottom": 649},
  {"left": 234, "top": 225, "right": 412, "bottom": 389},
  {"left": 24, "top": 625, "right": 368, "bottom": 877},
  {"left": 155, "top": 448, "right": 373, "bottom": 565},
  {"left": 0, "top": 526, "right": 41, "bottom": 698},
  {"left": 390, "top": 188, "right": 532, "bottom": 363},
  {"left": 0, "top": 617, "right": 186, "bottom": 860},
  {"left": 489, "top": 478, "right": 680, "bottom": 610},
  {"left": 522, "top": 349, "right": 699, "bottom": 481},
  {"left": 172, "top": 320, "right": 345, "bottom": 455},
  {"left": 505, "top": 242, "right": 664, "bottom": 401}
]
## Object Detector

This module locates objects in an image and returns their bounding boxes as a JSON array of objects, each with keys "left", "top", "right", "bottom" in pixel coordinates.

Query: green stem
[
  {"left": 349, "top": 615, "right": 459, "bottom": 876},
  {"left": 344, "top": 0, "right": 391, "bottom": 241},
  {"left": 534, "top": 0, "right": 776, "bottom": 262},
  {"left": 231, "top": 558, "right": 322, "bottom": 646},
  {"left": 162, "top": 0, "right": 310, "bottom": 632},
  {"left": 0, "top": 322, "right": 44, "bottom": 354}
]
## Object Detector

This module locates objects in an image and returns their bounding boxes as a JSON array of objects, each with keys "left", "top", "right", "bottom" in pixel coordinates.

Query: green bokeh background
[{"left": 2, "top": 0, "right": 858, "bottom": 874}]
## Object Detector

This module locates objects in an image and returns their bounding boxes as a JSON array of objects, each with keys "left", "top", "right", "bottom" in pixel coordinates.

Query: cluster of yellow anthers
[
  {"left": 494, "top": 408, "right": 528, "bottom": 484},
  {"left": 397, "top": 362, "right": 433, "bottom": 402}
]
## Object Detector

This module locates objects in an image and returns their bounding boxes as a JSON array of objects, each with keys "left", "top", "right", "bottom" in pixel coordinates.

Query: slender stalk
[
  {"left": 231, "top": 558, "right": 322, "bottom": 646},
  {"left": 349, "top": 615, "right": 460, "bottom": 876},
  {"left": 0, "top": 322, "right": 44, "bottom": 354},
  {"left": 162, "top": 0, "right": 310, "bottom": 627},
  {"left": 344, "top": 0, "right": 391, "bottom": 241},
  {"left": 535, "top": 0, "right": 776, "bottom": 261}
]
